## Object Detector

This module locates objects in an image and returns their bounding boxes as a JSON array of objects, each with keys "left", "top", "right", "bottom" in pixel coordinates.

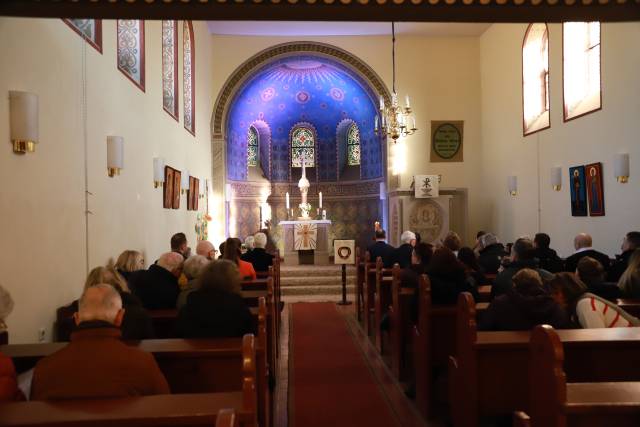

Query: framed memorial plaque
[{"left": 431, "top": 121, "right": 463, "bottom": 162}]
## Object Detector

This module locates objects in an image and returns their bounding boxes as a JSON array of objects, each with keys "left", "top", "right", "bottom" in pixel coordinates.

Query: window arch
[
  {"left": 117, "top": 20, "right": 145, "bottom": 91},
  {"left": 347, "top": 123, "right": 361, "bottom": 166},
  {"left": 162, "top": 20, "right": 178, "bottom": 120},
  {"left": 291, "top": 127, "right": 315, "bottom": 168},
  {"left": 563, "top": 22, "right": 601, "bottom": 121},
  {"left": 522, "top": 23, "right": 550, "bottom": 136},
  {"left": 247, "top": 126, "right": 259, "bottom": 167},
  {"left": 183, "top": 21, "right": 195, "bottom": 135}
]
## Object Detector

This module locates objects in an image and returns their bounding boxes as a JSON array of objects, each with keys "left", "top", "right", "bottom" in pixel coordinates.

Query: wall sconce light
[
  {"left": 614, "top": 153, "right": 629, "bottom": 183},
  {"left": 551, "top": 166, "right": 562, "bottom": 191},
  {"left": 181, "top": 169, "right": 190, "bottom": 195},
  {"left": 9, "top": 91, "right": 39, "bottom": 154},
  {"left": 508, "top": 176, "right": 518, "bottom": 196},
  {"left": 153, "top": 157, "right": 165, "bottom": 188},
  {"left": 106, "top": 136, "right": 124, "bottom": 177}
]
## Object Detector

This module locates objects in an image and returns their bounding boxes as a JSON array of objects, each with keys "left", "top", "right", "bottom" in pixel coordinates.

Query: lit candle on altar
[
  {"left": 319, "top": 191, "right": 322, "bottom": 208},
  {"left": 374, "top": 115, "right": 379, "bottom": 131},
  {"left": 405, "top": 95, "right": 410, "bottom": 109},
  {"left": 285, "top": 192, "right": 290, "bottom": 209},
  {"left": 322, "top": 209, "right": 326, "bottom": 219}
]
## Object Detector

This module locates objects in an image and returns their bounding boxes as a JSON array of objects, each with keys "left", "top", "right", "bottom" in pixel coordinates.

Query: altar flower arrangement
[{"left": 299, "top": 202, "right": 312, "bottom": 219}]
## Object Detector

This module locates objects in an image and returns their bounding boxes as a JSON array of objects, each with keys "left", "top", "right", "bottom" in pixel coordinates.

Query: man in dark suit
[
  {"left": 392, "top": 230, "right": 416, "bottom": 269},
  {"left": 608, "top": 231, "right": 640, "bottom": 282},
  {"left": 564, "top": 233, "right": 611, "bottom": 274},
  {"left": 247, "top": 232, "right": 274, "bottom": 273},
  {"left": 131, "top": 252, "right": 183, "bottom": 310},
  {"left": 366, "top": 229, "right": 395, "bottom": 268}
]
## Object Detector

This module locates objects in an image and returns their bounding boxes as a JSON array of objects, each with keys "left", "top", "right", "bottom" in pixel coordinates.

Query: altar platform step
[
  {"left": 279, "top": 264, "right": 356, "bottom": 277},
  {"left": 279, "top": 264, "right": 356, "bottom": 300}
]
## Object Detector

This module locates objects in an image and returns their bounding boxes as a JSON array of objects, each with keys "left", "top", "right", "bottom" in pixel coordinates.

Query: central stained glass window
[
  {"left": 291, "top": 128, "right": 315, "bottom": 168},
  {"left": 347, "top": 123, "right": 361, "bottom": 166},
  {"left": 247, "top": 127, "right": 259, "bottom": 167}
]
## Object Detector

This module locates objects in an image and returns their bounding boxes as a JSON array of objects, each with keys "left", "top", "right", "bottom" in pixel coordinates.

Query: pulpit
[{"left": 279, "top": 220, "right": 332, "bottom": 265}]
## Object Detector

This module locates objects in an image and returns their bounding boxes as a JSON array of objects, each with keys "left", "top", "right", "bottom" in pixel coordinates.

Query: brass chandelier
[{"left": 375, "top": 22, "right": 417, "bottom": 142}]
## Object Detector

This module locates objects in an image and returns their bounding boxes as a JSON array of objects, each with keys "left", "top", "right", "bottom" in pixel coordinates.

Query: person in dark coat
[
  {"left": 427, "top": 247, "right": 479, "bottom": 304},
  {"left": 367, "top": 229, "right": 395, "bottom": 268},
  {"left": 171, "top": 232, "right": 191, "bottom": 260},
  {"left": 247, "top": 232, "right": 275, "bottom": 273},
  {"left": 176, "top": 260, "right": 255, "bottom": 338},
  {"left": 477, "top": 233, "right": 508, "bottom": 275},
  {"left": 131, "top": 252, "right": 183, "bottom": 310},
  {"left": 564, "top": 233, "right": 611, "bottom": 274},
  {"left": 492, "top": 237, "right": 553, "bottom": 299},
  {"left": 608, "top": 231, "right": 640, "bottom": 282},
  {"left": 479, "top": 268, "right": 571, "bottom": 331},
  {"left": 576, "top": 256, "right": 621, "bottom": 301},
  {"left": 392, "top": 230, "right": 416, "bottom": 269},
  {"left": 533, "top": 233, "right": 564, "bottom": 273},
  {"left": 458, "top": 247, "right": 487, "bottom": 288}
]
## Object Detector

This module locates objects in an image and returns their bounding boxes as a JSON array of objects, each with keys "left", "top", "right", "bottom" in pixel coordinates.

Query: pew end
[{"left": 512, "top": 411, "right": 530, "bottom": 427}]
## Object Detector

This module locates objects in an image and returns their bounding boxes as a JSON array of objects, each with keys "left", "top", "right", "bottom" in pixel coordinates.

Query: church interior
[{"left": 1, "top": 2, "right": 640, "bottom": 426}]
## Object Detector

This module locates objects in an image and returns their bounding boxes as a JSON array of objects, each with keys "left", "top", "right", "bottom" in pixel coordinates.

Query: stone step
[
  {"left": 279, "top": 265, "right": 356, "bottom": 278},
  {"left": 281, "top": 284, "right": 356, "bottom": 296},
  {"left": 280, "top": 276, "right": 356, "bottom": 288}
]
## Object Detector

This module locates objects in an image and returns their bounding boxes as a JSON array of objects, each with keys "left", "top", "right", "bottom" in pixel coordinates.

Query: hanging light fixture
[{"left": 375, "top": 22, "right": 417, "bottom": 142}]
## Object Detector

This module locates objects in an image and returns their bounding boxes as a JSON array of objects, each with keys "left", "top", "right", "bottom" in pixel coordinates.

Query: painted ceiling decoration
[{"left": 1, "top": 0, "right": 638, "bottom": 22}]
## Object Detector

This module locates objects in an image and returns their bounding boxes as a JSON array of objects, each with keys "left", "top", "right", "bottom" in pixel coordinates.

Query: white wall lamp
[
  {"left": 614, "top": 153, "right": 629, "bottom": 183},
  {"left": 508, "top": 175, "right": 518, "bottom": 196},
  {"left": 181, "top": 169, "right": 190, "bottom": 195},
  {"left": 551, "top": 166, "right": 562, "bottom": 191},
  {"left": 106, "top": 136, "right": 124, "bottom": 177},
  {"left": 153, "top": 157, "right": 165, "bottom": 188},
  {"left": 9, "top": 91, "right": 39, "bottom": 154}
]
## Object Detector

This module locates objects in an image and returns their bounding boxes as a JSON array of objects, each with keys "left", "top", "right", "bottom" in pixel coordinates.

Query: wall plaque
[{"left": 431, "top": 121, "right": 463, "bottom": 162}]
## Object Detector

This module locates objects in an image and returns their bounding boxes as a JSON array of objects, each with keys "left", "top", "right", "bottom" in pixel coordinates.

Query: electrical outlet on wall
[{"left": 38, "top": 327, "right": 46, "bottom": 342}]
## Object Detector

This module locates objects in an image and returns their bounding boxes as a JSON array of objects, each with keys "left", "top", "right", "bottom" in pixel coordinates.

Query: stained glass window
[
  {"left": 347, "top": 124, "right": 361, "bottom": 166},
  {"left": 117, "top": 20, "right": 145, "bottom": 91},
  {"left": 522, "top": 23, "right": 550, "bottom": 136},
  {"left": 291, "top": 128, "right": 315, "bottom": 168},
  {"left": 162, "top": 20, "right": 178, "bottom": 120},
  {"left": 248, "top": 127, "right": 259, "bottom": 167},
  {"left": 183, "top": 21, "right": 195, "bottom": 135},
  {"left": 63, "top": 19, "right": 102, "bottom": 53},
  {"left": 563, "top": 22, "right": 601, "bottom": 121}
]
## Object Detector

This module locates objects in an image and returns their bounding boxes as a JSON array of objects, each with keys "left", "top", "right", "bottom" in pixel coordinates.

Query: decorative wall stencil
[
  {"left": 414, "top": 175, "right": 440, "bottom": 198},
  {"left": 431, "top": 121, "right": 464, "bottom": 162},
  {"left": 569, "top": 165, "right": 588, "bottom": 216},
  {"left": 172, "top": 170, "right": 181, "bottom": 209},
  {"left": 183, "top": 21, "right": 195, "bottom": 135},
  {"left": 117, "top": 20, "right": 145, "bottom": 91},
  {"left": 162, "top": 20, "right": 178, "bottom": 119},
  {"left": 163, "top": 166, "right": 174, "bottom": 209},
  {"left": 63, "top": 19, "right": 102, "bottom": 53},
  {"left": 407, "top": 199, "right": 445, "bottom": 244},
  {"left": 585, "top": 162, "right": 605, "bottom": 216}
]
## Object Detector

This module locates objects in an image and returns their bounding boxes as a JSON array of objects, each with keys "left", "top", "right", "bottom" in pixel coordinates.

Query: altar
[{"left": 279, "top": 220, "right": 332, "bottom": 265}]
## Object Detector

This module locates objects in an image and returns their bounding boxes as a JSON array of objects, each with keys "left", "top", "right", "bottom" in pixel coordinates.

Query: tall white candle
[
  {"left": 285, "top": 192, "right": 290, "bottom": 209},
  {"left": 412, "top": 116, "right": 416, "bottom": 130},
  {"left": 319, "top": 191, "right": 322, "bottom": 208},
  {"left": 405, "top": 95, "right": 410, "bottom": 108}
]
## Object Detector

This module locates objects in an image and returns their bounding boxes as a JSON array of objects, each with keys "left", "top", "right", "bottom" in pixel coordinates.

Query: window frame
[
  {"left": 183, "top": 21, "right": 196, "bottom": 136},
  {"left": 346, "top": 123, "right": 361, "bottom": 166},
  {"left": 521, "top": 23, "right": 550, "bottom": 137},
  {"left": 247, "top": 126, "right": 260, "bottom": 167},
  {"left": 63, "top": 19, "right": 103, "bottom": 54},
  {"left": 289, "top": 125, "right": 317, "bottom": 170},
  {"left": 116, "top": 20, "right": 146, "bottom": 92},
  {"left": 162, "top": 20, "right": 179, "bottom": 121}
]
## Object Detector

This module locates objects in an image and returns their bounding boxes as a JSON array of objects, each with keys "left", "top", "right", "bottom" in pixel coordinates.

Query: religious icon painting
[
  {"left": 173, "top": 170, "right": 181, "bottom": 209},
  {"left": 585, "top": 162, "right": 605, "bottom": 216},
  {"left": 187, "top": 176, "right": 195, "bottom": 211},
  {"left": 163, "top": 166, "right": 174, "bottom": 209},
  {"left": 192, "top": 177, "right": 199, "bottom": 212},
  {"left": 569, "top": 166, "right": 588, "bottom": 217}
]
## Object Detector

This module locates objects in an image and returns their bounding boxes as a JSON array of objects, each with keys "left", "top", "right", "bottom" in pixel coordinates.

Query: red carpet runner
[{"left": 290, "top": 302, "right": 398, "bottom": 427}]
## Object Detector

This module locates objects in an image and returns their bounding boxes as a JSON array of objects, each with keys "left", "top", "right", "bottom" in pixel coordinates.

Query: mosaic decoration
[
  {"left": 183, "top": 21, "right": 195, "bottom": 135},
  {"left": 347, "top": 123, "right": 361, "bottom": 166},
  {"left": 117, "top": 20, "right": 145, "bottom": 90},
  {"left": 162, "top": 20, "right": 178, "bottom": 119},
  {"left": 63, "top": 19, "right": 102, "bottom": 53},
  {"left": 247, "top": 126, "right": 259, "bottom": 167},
  {"left": 291, "top": 127, "right": 315, "bottom": 168}
]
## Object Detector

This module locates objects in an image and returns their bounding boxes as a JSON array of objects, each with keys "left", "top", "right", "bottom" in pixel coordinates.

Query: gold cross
[{"left": 296, "top": 225, "right": 311, "bottom": 248}]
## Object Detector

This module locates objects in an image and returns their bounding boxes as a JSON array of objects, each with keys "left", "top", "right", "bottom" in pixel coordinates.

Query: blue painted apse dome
[{"left": 226, "top": 55, "right": 384, "bottom": 182}]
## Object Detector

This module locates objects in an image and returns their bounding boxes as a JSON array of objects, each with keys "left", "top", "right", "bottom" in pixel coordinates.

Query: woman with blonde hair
[
  {"left": 114, "top": 250, "right": 145, "bottom": 286},
  {"left": 618, "top": 249, "right": 640, "bottom": 298}
]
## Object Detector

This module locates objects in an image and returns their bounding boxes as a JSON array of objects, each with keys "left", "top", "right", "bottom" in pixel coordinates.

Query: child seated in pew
[
  {"left": 479, "top": 269, "right": 571, "bottom": 331},
  {"left": 547, "top": 272, "right": 640, "bottom": 329},
  {"left": 176, "top": 260, "right": 255, "bottom": 338}
]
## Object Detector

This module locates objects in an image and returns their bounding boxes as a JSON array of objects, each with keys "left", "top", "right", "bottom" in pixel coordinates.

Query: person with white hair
[
  {"left": 195, "top": 240, "right": 217, "bottom": 261},
  {"left": 0, "top": 284, "right": 23, "bottom": 402},
  {"left": 177, "top": 255, "right": 210, "bottom": 309},
  {"left": 392, "top": 230, "right": 416, "bottom": 268},
  {"left": 31, "top": 285, "right": 169, "bottom": 400},
  {"left": 244, "top": 232, "right": 275, "bottom": 272},
  {"left": 130, "top": 252, "right": 183, "bottom": 310},
  {"left": 477, "top": 232, "right": 508, "bottom": 274}
]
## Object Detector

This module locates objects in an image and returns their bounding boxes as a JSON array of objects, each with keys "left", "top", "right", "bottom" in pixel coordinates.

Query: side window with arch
[
  {"left": 347, "top": 123, "right": 361, "bottom": 166},
  {"left": 291, "top": 127, "right": 315, "bottom": 168},
  {"left": 247, "top": 126, "right": 259, "bottom": 167}
]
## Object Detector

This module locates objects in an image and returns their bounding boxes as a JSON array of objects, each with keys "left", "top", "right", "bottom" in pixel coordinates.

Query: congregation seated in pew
[
  {"left": 618, "top": 249, "right": 640, "bottom": 298},
  {"left": 32, "top": 285, "right": 169, "bottom": 400},
  {"left": 176, "top": 255, "right": 210, "bottom": 309},
  {"left": 533, "top": 232, "right": 564, "bottom": 273},
  {"left": 130, "top": 252, "right": 183, "bottom": 310},
  {"left": 222, "top": 238, "right": 257, "bottom": 281},
  {"left": 576, "top": 256, "right": 621, "bottom": 301},
  {"left": 476, "top": 232, "right": 508, "bottom": 275},
  {"left": 114, "top": 249, "right": 146, "bottom": 288},
  {"left": 367, "top": 229, "right": 395, "bottom": 268},
  {"left": 176, "top": 260, "right": 255, "bottom": 339},
  {"left": 196, "top": 240, "right": 218, "bottom": 261},
  {"left": 426, "top": 247, "right": 479, "bottom": 304},
  {"left": 393, "top": 230, "right": 417, "bottom": 269},
  {"left": 564, "top": 233, "right": 611, "bottom": 274},
  {"left": 242, "top": 232, "right": 275, "bottom": 273},
  {"left": 457, "top": 246, "right": 487, "bottom": 288},
  {"left": 607, "top": 231, "right": 640, "bottom": 282}
]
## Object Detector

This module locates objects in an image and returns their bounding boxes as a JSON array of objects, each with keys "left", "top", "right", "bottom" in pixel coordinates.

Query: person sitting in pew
[
  {"left": 246, "top": 232, "right": 275, "bottom": 273},
  {"left": 196, "top": 240, "right": 218, "bottom": 261},
  {"left": 533, "top": 233, "right": 564, "bottom": 273},
  {"left": 130, "top": 252, "right": 183, "bottom": 310},
  {"left": 477, "top": 233, "right": 508, "bottom": 275},
  {"left": 608, "top": 231, "right": 640, "bottom": 282},
  {"left": 458, "top": 247, "right": 487, "bottom": 288},
  {"left": 617, "top": 249, "right": 640, "bottom": 298},
  {"left": 564, "top": 233, "right": 611, "bottom": 274},
  {"left": 222, "top": 238, "right": 257, "bottom": 280},
  {"left": 576, "top": 256, "right": 621, "bottom": 301},
  {"left": 177, "top": 255, "right": 210, "bottom": 309},
  {"left": 479, "top": 268, "right": 571, "bottom": 331},
  {"left": 32, "top": 285, "right": 170, "bottom": 400},
  {"left": 392, "top": 230, "right": 416, "bottom": 269},
  {"left": 443, "top": 231, "right": 462, "bottom": 256},
  {"left": 114, "top": 250, "right": 146, "bottom": 290},
  {"left": 176, "top": 260, "right": 254, "bottom": 338},
  {"left": 426, "top": 247, "right": 479, "bottom": 304},
  {"left": 547, "top": 272, "right": 640, "bottom": 328},
  {"left": 367, "top": 229, "right": 395, "bottom": 268},
  {"left": 399, "top": 242, "right": 433, "bottom": 289}
]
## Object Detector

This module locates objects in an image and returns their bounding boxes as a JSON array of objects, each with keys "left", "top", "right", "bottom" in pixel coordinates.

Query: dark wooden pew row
[
  {"left": 361, "top": 251, "right": 376, "bottom": 336},
  {"left": 616, "top": 298, "right": 640, "bottom": 318},
  {"left": 525, "top": 325, "right": 640, "bottom": 427},
  {"left": 1, "top": 336, "right": 258, "bottom": 427},
  {"left": 387, "top": 264, "right": 412, "bottom": 379},
  {"left": 373, "top": 257, "right": 394, "bottom": 352},
  {"left": 355, "top": 247, "right": 365, "bottom": 322},
  {"left": 449, "top": 292, "right": 640, "bottom": 427},
  {"left": 0, "top": 330, "right": 7, "bottom": 345}
]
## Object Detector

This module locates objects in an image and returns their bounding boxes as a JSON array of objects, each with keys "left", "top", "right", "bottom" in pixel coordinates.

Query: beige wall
[
  {"left": 209, "top": 34, "right": 485, "bottom": 244},
  {"left": 480, "top": 23, "right": 640, "bottom": 258},
  {"left": 0, "top": 18, "right": 215, "bottom": 343}
]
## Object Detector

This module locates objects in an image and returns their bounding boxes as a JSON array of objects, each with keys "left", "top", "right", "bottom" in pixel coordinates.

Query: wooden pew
[
  {"left": 217, "top": 408, "right": 237, "bottom": 427},
  {"left": 616, "top": 298, "right": 640, "bottom": 318},
  {"left": 449, "top": 292, "right": 640, "bottom": 427},
  {"left": 1, "top": 335, "right": 259, "bottom": 427},
  {"left": 528, "top": 325, "right": 640, "bottom": 427},
  {"left": 476, "top": 285, "right": 491, "bottom": 303},
  {"left": 362, "top": 252, "right": 376, "bottom": 337},
  {"left": 387, "top": 264, "right": 412, "bottom": 380},
  {"left": 373, "top": 258, "right": 394, "bottom": 352},
  {"left": 0, "top": 330, "right": 7, "bottom": 345},
  {"left": 355, "top": 247, "right": 365, "bottom": 322}
]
